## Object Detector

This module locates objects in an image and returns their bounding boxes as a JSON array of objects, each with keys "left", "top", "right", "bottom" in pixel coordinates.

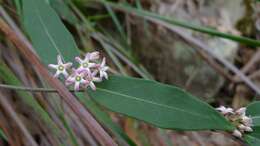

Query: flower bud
[
  {"left": 241, "top": 116, "right": 253, "bottom": 127},
  {"left": 232, "top": 129, "right": 242, "bottom": 138},
  {"left": 236, "top": 107, "right": 246, "bottom": 116},
  {"left": 238, "top": 124, "right": 246, "bottom": 131},
  {"left": 244, "top": 126, "right": 253, "bottom": 132}
]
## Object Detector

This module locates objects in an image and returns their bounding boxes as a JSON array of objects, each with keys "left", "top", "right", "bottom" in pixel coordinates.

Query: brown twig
[
  {"left": 248, "top": 69, "right": 260, "bottom": 80},
  {"left": 103, "top": 3, "right": 260, "bottom": 95},
  {"left": 0, "top": 92, "right": 38, "bottom": 146},
  {"left": 234, "top": 49, "right": 260, "bottom": 82},
  {"left": 142, "top": 17, "right": 260, "bottom": 95},
  {"left": 0, "top": 15, "right": 117, "bottom": 146}
]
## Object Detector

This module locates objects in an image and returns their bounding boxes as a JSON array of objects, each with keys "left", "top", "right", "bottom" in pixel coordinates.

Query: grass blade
[{"left": 98, "top": 1, "right": 260, "bottom": 47}]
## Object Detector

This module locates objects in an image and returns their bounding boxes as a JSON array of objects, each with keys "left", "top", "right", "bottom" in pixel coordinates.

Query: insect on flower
[{"left": 48, "top": 55, "right": 72, "bottom": 78}]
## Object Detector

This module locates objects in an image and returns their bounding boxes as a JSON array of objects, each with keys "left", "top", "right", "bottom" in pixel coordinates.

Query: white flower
[
  {"left": 236, "top": 107, "right": 246, "bottom": 116},
  {"left": 75, "top": 52, "right": 98, "bottom": 71},
  {"left": 232, "top": 129, "right": 242, "bottom": 138},
  {"left": 96, "top": 58, "right": 109, "bottom": 80},
  {"left": 85, "top": 70, "right": 102, "bottom": 90},
  {"left": 216, "top": 106, "right": 253, "bottom": 137},
  {"left": 48, "top": 55, "right": 72, "bottom": 78},
  {"left": 216, "top": 106, "right": 234, "bottom": 115},
  {"left": 66, "top": 69, "right": 88, "bottom": 91}
]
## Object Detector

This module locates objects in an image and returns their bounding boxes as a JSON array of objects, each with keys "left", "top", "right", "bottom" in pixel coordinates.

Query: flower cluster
[
  {"left": 48, "top": 52, "right": 109, "bottom": 91},
  {"left": 216, "top": 106, "right": 253, "bottom": 138}
]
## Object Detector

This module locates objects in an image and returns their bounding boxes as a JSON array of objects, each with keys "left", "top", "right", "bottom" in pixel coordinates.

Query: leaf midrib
[
  {"left": 96, "top": 87, "right": 213, "bottom": 120},
  {"left": 34, "top": 1, "right": 62, "bottom": 56}
]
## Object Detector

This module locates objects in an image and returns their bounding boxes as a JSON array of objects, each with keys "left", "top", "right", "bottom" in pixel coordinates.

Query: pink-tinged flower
[
  {"left": 86, "top": 51, "right": 100, "bottom": 60},
  {"left": 232, "top": 129, "right": 242, "bottom": 138},
  {"left": 85, "top": 70, "right": 102, "bottom": 90},
  {"left": 96, "top": 58, "right": 109, "bottom": 80},
  {"left": 66, "top": 69, "right": 88, "bottom": 91},
  {"left": 48, "top": 55, "right": 72, "bottom": 78},
  {"left": 75, "top": 53, "right": 98, "bottom": 72},
  {"left": 216, "top": 106, "right": 234, "bottom": 115}
]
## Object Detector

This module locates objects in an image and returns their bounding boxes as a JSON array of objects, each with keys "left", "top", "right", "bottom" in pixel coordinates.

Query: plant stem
[{"left": 0, "top": 83, "right": 84, "bottom": 92}]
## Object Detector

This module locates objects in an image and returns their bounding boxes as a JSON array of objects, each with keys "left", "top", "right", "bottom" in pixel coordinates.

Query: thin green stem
[{"left": 0, "top": 83, "right": 84, "bottom": 92}]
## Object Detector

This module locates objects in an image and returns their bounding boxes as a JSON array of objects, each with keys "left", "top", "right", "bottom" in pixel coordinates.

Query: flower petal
[
  {"left": 101, "top": 58, "right": 106, "bottom": 67},
  {"left": 53, "top": 70, "right": 60, "bottom": 78},
  {"left": 57, "top": 55, "right": 63, "bottom": 65},
  {"left": 75, "top": 56, "right": 83, "bottom": 63},
  {"left": 64, "top": 62, "right": 72, "bottom": 68},
  {"left": 74, "top": 82, "right": 80, "bottom": 91},
  {"left": 62, "top": 70, "right": 69, "bottom": 78},
  {"left": 89, "top": 51, "right": 100, "bottom": 60},
  {"left": 93, "top": 77, "right": 102, "bottom": 82},
  {"left": 89, "top": 82, "right": 96, "bottom": 90},
  {"left": 48, "top": 64, "right": 58, "bottom": 69},
  {"left": 88, "top": 63, "right": 96, "bottom": 68}
]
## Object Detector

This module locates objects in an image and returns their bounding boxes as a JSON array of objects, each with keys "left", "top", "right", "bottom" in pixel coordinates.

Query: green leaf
[
  {"left": 22, "top": 0, "right": 79, "bottom": 65},
  {"left": 88, "top": 75, "right": 234, "bottom": 130},
  {"left": 245, "top": 102, "right": 260, "bottom": 146},
  {"left": 21, "top": 1, "right": 135, "bottom": 145},
  {"left": 99, "top": 1, "right": 260, "bottom": 47}
]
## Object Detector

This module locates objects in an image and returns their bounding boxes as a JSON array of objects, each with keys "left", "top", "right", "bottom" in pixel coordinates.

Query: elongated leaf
[
  {"left": 21, "top": 1, "right": 135, "bottom": 145},
  {"left": 88, "top": 75, "right": 234, "bottom": 130},
  {"left": 99, "top": 1, "right": 260, "bottom": 47},
  {"left": 22, "top": 0, "right": 79, "bottom": 64},
  {"left": 245, "top": 102, "right": 260, "bottom": 146}
]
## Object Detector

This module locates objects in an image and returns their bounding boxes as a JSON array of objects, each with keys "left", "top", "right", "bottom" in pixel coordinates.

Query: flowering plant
[
  {"left": 216, "top": 106, "right": 253, "bottom": 138},
  {"left": 48, "top": 52, "right": 109, "bottom": 91},
  {"left": 12, "top": 0, "right": 260, "bottom": 145}
]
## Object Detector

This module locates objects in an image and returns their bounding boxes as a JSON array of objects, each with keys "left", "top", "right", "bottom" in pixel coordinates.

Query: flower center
[
  {"left": 83, "top": 62, "right": 88, "bottom": 68},
  {"left": 58, "top": 65, "right": 64, "bottom": 71},
  {"left": 75, "top": 76, "right": 81, "bottom": 81}
]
